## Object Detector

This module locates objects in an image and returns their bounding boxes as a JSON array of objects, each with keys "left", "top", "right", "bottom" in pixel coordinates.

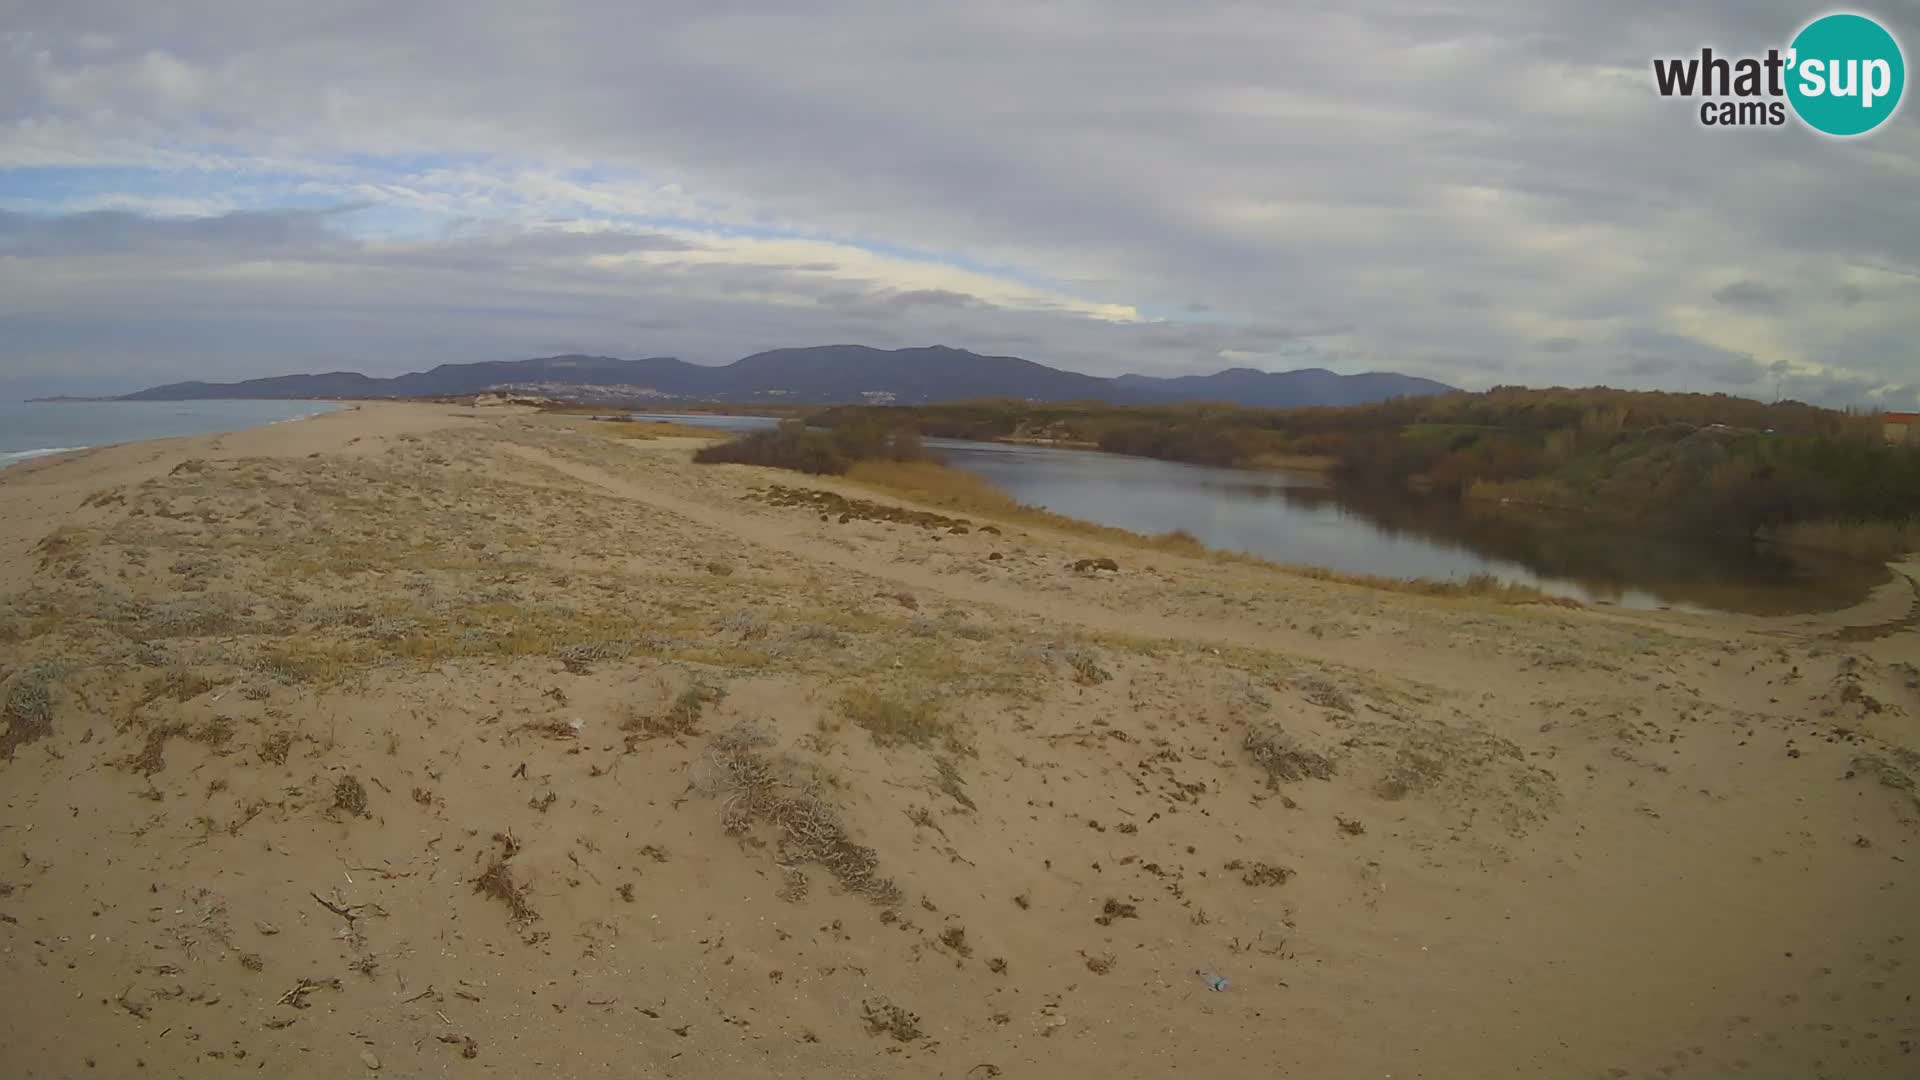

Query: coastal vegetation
[
  {"left": 697, "top": 424, "right": 1577, "bottom": 605},
  {"left": 692, "top": 419, "right": 931, "bottom": 475},
  {"left": 807, "top": 389, "right": 1920, "bottom": 560}
]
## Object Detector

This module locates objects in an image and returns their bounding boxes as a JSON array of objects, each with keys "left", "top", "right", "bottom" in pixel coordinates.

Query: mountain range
[{"left": 118, "top": 345, "right": 1455, "bottom": 408}]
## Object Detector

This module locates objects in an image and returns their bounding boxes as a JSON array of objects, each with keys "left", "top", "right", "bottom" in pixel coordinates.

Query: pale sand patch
[{"left": 0, "top": 407, "right": 1914, "bottom": 1079}]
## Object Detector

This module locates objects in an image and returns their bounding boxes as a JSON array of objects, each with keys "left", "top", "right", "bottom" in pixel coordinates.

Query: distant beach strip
[{"left": 1, "top": 446, "right": 90, "bottom": 466}]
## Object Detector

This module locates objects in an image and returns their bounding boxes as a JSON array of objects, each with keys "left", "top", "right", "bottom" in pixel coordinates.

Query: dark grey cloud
[
  {"left": 1614, "top": 354, "right": 1676, "bottom": 377},
  {"left": 887, "top": 289, "right": 984, "bottom": 310},
  {"left": 1699, "top": 352, "right": 1765, "bottom": 386},
  {"left": 1537, "top": 337, "right": 1580, "bottom": 354},
  {"left": 1711, "top": 280, "right": 1786, "bottom": 311}
]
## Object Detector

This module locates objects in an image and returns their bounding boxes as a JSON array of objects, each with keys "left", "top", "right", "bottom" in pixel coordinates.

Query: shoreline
[{"left": 0, "top": 398, "right": 349, "bottom": 470}]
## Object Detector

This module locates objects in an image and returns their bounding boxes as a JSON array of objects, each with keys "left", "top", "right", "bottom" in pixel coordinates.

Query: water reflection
[
  {"left": 1271, "top": 485, "right": 1884, "bottom": 614},
  {"left": 931, "top": 439, "right": 1882, "bottom": 614},
  {"left": 633, "top": 414, "right": 1883, "bottom": 614}
]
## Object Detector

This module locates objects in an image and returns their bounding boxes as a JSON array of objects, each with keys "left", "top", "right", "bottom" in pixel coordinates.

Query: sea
[{"left": 0, "top": 400, "right": 341, "bottom": 467}]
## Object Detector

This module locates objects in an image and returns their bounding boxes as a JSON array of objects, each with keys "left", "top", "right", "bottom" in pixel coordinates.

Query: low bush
[{"left": 694, "top": 420, "right": 931, "bottom": 476}]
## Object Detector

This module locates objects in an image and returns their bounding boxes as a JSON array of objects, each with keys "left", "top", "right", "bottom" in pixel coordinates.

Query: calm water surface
[
  {"left": 638, "top": 413, "right": 1885, "bottom": 614},
  {"left": 1, "top": 400, "right": 340, "bottom": 465}
]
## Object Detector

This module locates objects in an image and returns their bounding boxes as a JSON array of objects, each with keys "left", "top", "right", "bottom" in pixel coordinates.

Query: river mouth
[{"left": 632, "top": 413, "right": 1889, "bottom": 615}]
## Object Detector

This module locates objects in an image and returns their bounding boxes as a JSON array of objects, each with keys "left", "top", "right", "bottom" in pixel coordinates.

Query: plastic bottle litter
[{"left": 1200, "top": 972, "right": 1229, "bottom": 992}]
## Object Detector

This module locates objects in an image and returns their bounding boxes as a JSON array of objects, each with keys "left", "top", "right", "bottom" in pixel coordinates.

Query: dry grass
[
  {"left": 1376, "top": 750, "right": 1445, "bottom": 801},
  {"left": 553, "top": 639, "right": 633, "bottom": 673},
  {"left": 253, "top": 639, "right": 380, "bottom": 685},
  {"left": 1245, "top": 723, "right": 1336, "bottom": 784},
  {"left": 332, "top": 774, "right": 369, "bottom": 817},
  {"left": 31, "top": 526, "right": 94, "bottom": 569},
  {"left": 129, "top": 721, "right": 188, "bottom": 775},
  {"left": 141, "top": 666, "right": 230, "bottom": 706},
  {"left": 845, "top": 460, "right": 1026, "bottom": 514},
  {"left": 474, "top": 845, "right": 538, "bottom": 923},
  {"left": 697, "top": 722, "right": 899, "bottom": 904},
  {"left": 1061, "top": 645, "right": 1111, "bottom": 685},
  {"left": 1, "top": 663, "right": 59, "bottom": 758},
  {"left": 590, "top": 419, "right": 721, "bottom": 441},
  {"left": 139, "top": 596, "right": 245, "bottom": 637},
  {"left": 860, "top": 999, "right": 923, "bottom": 1042},
  {"left": 1849, "top": 751, "right": 1917, "bottom": 793},
  {"left": 1236, "top": 861, "right": 1295, "bottom": 887},
  {"left": 302, "top": 602, "right": 374, "bottom": 629},
  {"left": 845, "top": 461, "right": 1211, "bottom": 558},
  {"left": 837, "top": 688, "right": 950, "bottom": 749},
  {"left": 622, "top": 683, "right": 722, "bottom": 740},
  {"left": 253, "top": 602, "right": 649, "bottom": 684},
  {"left": 259, "top": 730, "right": 294, "bottom": 765},
  {"left": 1768, "top": 517, "right": 1919, "bottom": 562},
  {"left": 934, "top": 755, "right": 976, "bottom": 811}
]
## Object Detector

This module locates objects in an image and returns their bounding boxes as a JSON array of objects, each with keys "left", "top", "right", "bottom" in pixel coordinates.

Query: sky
[{"left": 1, "top": 1, "right": 1917, "bottom": 405}]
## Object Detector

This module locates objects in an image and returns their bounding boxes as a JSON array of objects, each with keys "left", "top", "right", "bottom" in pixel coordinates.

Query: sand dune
[{"left": 2, "top": 403, "right": 1916, "bottom": 1078}]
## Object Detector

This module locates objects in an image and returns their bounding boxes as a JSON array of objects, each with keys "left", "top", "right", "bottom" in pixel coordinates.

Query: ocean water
[{"left": 0, "top": 400, "right": 341, "bottom": 466}]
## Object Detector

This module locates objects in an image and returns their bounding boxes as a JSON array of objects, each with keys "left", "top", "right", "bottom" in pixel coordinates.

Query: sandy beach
[{"left": 2, "top": 401, "right": 1916, "bottom": 1079}]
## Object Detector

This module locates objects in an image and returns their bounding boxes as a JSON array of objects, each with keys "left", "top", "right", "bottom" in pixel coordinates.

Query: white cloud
[{"left": 0, "top": 0, "right": 1916, "bottom": 404}]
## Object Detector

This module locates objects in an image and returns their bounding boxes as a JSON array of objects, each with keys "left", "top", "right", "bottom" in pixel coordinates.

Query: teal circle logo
[{"left": 1787, "top": 13, "right": 1905, "bottom": 136}]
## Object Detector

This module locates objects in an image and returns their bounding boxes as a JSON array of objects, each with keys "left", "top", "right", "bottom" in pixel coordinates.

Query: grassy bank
[
  {"left": 812, "top": 390, "right": 1920, "bottom": 559},
  {"left": 693, "top": 419, "right": 929, "bottom": 474},
  {"left": 694, "top": 438, "right": 1578, "bottom": 606},
  {"left": 842, "top": 460, "right": 1211, "bottom": 555}
]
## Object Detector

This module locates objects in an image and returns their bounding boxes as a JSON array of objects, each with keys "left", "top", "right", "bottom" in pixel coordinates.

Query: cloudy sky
[{"left": 2, "top": 1, "right": 1917, "bottom": 405}]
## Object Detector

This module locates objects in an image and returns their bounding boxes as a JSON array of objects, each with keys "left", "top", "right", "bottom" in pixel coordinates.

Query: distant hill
[
  {"left": 120, "top": 356, "right": 694, "bottom": 403},
  {"left": 120, "top": 345, "right": 1455, "bottom": 408},
  {"left": 1112, "top": 367, "right": 1455, "bottom": 408}
]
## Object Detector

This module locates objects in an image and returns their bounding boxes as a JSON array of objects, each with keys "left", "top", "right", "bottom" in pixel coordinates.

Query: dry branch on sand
[
  {"left": 860, "top": 998, "right": 923, "bottom": 1041},
  {"left": 474, "top": 833, "right": 538, "bottom": 923},
  {"left": 694, "top": 722, "right": 899, "bottom": 904},
  {"left": 332, "top": 774, "right": 370, "bottom": 817},
  {"left": 623, "top": 683, "right": 722, "bottom": 740},
  {"left": 1244, "top": 723, "right": 1335, "bottom": 784}
]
